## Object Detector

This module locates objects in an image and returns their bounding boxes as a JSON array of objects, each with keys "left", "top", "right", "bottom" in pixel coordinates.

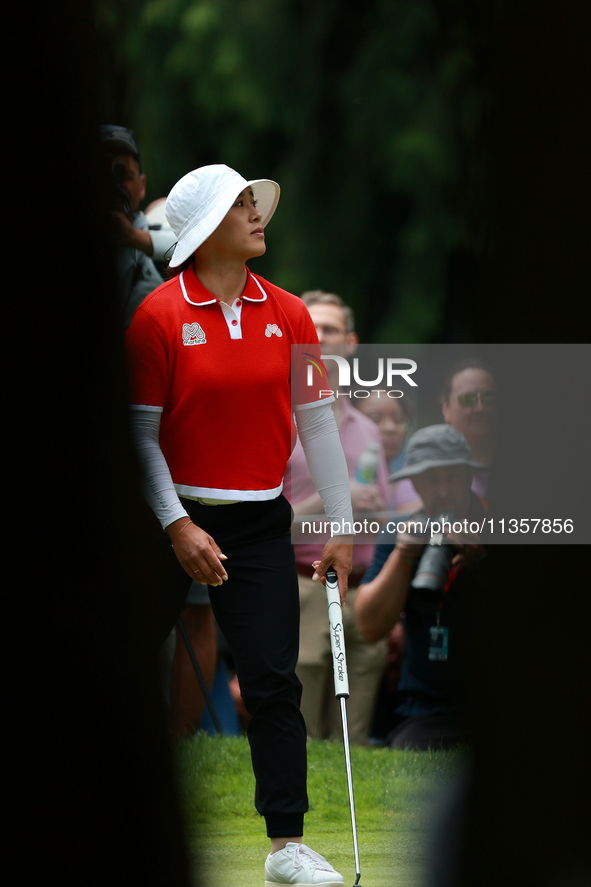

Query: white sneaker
[{"left": 264, "top": 843, "right": 345, "bottom": 886}]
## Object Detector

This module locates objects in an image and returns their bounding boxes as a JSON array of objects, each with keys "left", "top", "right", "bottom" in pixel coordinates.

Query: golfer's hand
[
  {"left": 311, "top": 536, "right": 353, "bottom": 605},
  {"left": 166, "top": 518, "right": 228, "bottom": 586}
]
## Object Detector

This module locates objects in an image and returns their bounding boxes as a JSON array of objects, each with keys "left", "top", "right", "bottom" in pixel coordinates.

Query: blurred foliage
[{"left": 95, "top": 0, "right": 486, "bottom": 343}]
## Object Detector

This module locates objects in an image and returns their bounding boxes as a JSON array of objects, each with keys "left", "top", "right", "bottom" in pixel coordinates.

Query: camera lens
[{"left": 411, "top": 544, "right": 454, "bottom": 592}]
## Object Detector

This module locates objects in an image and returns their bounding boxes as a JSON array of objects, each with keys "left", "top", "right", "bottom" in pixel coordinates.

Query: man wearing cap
[
  {"left": 100, "top": 125, "right": 176, "bottom": 327},
  {"left": 354, "top": 425, "right": 487, "bottom": 750}
]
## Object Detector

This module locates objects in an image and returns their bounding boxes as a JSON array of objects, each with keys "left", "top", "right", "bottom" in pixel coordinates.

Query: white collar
[{"left": 180, "top": 269, "right": 268, "bottom": 307}]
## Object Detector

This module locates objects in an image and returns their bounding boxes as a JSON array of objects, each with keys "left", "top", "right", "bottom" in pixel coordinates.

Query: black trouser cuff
[{"left": 265, "top": 815, "right": 305, "bottom": 838}]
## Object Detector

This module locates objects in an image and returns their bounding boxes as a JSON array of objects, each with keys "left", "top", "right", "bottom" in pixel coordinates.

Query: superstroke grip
[{"left": 325, "top": 568, "right": 350, "bottom": 699}]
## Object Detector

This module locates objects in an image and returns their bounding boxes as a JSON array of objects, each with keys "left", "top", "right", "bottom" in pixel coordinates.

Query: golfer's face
[
  {"left": 205, "top": 188, "right": 266, "bottom": 261},
  {"left": 411, "top": 465, "right": 473, "bottom": 518}
]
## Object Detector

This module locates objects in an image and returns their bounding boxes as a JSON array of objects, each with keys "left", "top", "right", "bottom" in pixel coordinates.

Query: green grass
[{"left": 176, "top": 734, "right": 464, "bottom": 886}]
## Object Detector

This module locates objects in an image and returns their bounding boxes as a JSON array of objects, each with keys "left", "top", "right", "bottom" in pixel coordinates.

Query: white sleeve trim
[
  {"left": 129, "top": 409, "right": 189, "bottom": 530},
  {"left": 293, "top": 395, "right": 335, "bottom": 411},
  {"left": 295, "top": 401, "right": 354, "bottom": 535},
  {"left": 129, "top": 403, "right": 164, "bottom": 413}
]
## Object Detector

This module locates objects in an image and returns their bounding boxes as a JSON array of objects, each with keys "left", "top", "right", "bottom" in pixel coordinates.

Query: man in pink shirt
[{"left": 284, "top": 291, "right": 389, "bottom": 745}]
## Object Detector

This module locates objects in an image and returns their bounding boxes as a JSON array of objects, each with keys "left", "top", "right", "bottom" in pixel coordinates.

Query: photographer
[
  {"left": 100, "top": 125, "right": 176, "bottom": 327},
  {"left": 355, "top": 425, "right": 487, "bottom": 749}
]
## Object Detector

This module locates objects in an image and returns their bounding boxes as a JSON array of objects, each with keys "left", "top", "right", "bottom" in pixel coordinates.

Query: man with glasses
[
  {"left": 441, "top": 358, "right": 498, "bottom": 498},
  {"left": 284, "top": 291, "right": 390, "bottom": 745}
]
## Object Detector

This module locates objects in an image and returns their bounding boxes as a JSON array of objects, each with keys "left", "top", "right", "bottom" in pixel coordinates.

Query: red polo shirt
[{"left": 125, "top": 265, "right": 330, "bottom": 500}]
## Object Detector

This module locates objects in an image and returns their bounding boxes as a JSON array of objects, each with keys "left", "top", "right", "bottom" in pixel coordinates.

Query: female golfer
[{"left": 126, "top": 164, "right": 353, "bottom": 886}]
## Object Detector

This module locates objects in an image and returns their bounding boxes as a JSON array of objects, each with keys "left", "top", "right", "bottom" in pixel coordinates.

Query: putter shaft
[
  {"left": 340, "top": 697, "right": 361, "bottom": 881},
  {"left": 326, "top": 568, "right": 362, "bottom": 885}
]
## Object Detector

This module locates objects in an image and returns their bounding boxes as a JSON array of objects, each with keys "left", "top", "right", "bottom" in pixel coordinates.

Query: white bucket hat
[{"left": 165, "top": 164, "right": 280, "bottom": 267}]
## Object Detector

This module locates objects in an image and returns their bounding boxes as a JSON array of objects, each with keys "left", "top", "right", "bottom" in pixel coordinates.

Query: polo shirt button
[
  {"left": 231, "top": 319, "right": 238, "bottom": 326},
  {"left": 236, "top": 300, "right": 242, "bottom": 306}
]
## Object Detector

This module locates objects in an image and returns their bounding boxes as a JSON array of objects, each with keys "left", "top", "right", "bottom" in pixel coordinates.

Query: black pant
[{"left": 149, "top": 494, "right": 308, "bottom": 837}]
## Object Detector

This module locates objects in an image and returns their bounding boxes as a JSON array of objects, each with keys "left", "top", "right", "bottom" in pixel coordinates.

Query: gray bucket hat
[
  {"left": 389, "top": 424, "right": 489, "bottom": 481},
  {"left": 165, "top": 164, "right": 280, "bottom": 267}
]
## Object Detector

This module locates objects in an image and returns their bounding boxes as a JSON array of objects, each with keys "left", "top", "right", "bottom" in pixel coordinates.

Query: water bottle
[{"left": 355, "top": 442, "right": 380, "bottom": 484}]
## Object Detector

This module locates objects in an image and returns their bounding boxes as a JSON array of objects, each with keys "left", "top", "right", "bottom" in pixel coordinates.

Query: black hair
[{"left": 166, "top": 255, "right": 192, "bottom": 277}]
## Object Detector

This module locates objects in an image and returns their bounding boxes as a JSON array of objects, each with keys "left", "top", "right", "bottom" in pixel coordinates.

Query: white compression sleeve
[
  {"left": 129, "top": 409, "right": 189, "bottom": 530},
  {"left": 295, "top": 402, "right": 354, "bottom": 534}
]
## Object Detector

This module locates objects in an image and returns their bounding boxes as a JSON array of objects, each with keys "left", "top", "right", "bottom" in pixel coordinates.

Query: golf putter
[{"left": 325, "top": 567, "right": 362, "bottom": 887}]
